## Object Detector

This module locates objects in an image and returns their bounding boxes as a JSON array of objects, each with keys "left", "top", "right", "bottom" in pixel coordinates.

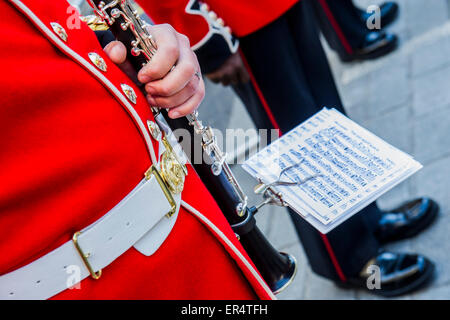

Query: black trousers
[
  {"left": 233, "top": 0, "right": 380, "bottom": 281},
  {"left": 312, "top": 0, "right": 371, "bottom": 60}
]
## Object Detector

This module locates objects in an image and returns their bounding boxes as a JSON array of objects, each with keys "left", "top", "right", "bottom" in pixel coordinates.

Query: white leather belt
[{"left": 0, "top": 170, "right": 182, "bottom": 300}]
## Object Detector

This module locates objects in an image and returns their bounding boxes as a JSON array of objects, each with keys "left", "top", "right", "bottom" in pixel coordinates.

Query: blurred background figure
[{"left": 139, "top": 0, "right": 439, "bottom": 297}]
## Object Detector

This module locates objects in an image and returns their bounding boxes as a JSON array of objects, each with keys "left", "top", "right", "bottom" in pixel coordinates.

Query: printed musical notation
[{"left": 243, "top": 108, "right": 422, "bottom": 233}]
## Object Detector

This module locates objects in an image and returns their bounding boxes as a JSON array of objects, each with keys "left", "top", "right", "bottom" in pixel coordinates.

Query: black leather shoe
[
  {"left": 341, "top": 31, "right": 398, "bottom": 62},
  {"left": 337, "top": 251, "right": 435, "bottom": 297},
  {"left": 375, "top": 198, "right": 439, "bottom": 244},
  {"left": 360, "top": 2, "right": 400, "bottom": 29}
]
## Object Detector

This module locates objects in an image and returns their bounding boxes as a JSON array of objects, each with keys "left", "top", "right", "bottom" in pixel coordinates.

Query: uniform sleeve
[{"left": 137, "top": 0, "right": 239, "bottom": 73}]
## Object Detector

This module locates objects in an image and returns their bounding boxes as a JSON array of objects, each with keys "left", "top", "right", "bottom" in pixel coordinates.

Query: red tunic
[
  {"left": 0, "top": 0, "right": 273, "bottom": 300},
  {"left": 138, "top": 0, "right": 299, "bottom": 46}
]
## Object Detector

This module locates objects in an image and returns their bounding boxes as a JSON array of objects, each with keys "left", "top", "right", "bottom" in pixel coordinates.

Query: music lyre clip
[{"left": 253, "top": 159, "right": 324, "bottom": 211}]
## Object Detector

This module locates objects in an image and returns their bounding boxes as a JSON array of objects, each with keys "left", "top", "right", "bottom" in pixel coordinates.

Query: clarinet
[{"left": 87, "top": 0, "right": 297, "bottom": 293}]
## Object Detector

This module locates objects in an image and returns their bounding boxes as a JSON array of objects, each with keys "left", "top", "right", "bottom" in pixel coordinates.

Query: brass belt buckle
[
  {"left": 71, "top": 165, "right": 176, "bottom": 281},
  {"left": 145, "top": 165, "right": 178, "bottom": 218},
  {"left": 145, "top": 134, "right": 186, "bottom": 217},
  {"left": 71, "top": 134, "right": 185, "bottom": 280},
  {"left": 146, "top": 135, "right": 186, "bottom": 217}
]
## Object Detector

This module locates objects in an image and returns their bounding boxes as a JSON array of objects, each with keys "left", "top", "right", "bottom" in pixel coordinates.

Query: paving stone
[
  {"left": 407, "top": 156, "right": 450, "bottom": 287},
  {"left": 263, "top": 206, "right": 299, "bottom": 250},
  {"left": 408, "top": 213, "right": 450, "bottom": 288},
  {"left": 411, "top": 284, "right": 450, "bottom": 299},
  {"left": 302, "top": 267, "right": 357, "bottom": 300},
  {"left": 413, "top": 107, "right": 450, "bottom": 164},
  {"left": 253, "top": 207, "right": 273, "bottom": 237},
  {"left": 361, "top": 105, "right": 414, "bottom": 154},
  {"left": 412, "top": 64, "right": 450, "bottom": 117},
  {"left": 345, "top": 104, "right": 372, "bottom": 126},
  {"left": 410, "top": 36, "right": 450, "bottom": 78},
  {"left": 338, "top": 58, "right": 410, "bottom": 121},
  {"left": 355, "top": 288, "right": 413, "bottom": 300},
  {"left": 339, "top": 42, "right": 406, "bottom": 82},
  {"left": 200, "top": 79, "right": 255, "bottom": 135},
  {"left": 404, "top": 0, "right": 449, "bottom": 40},
  {"left": 375, "top": 180, "right": 412, "bottom": 213},
  {"left": 340, "top": 76, "right": 372, "bottom": 123},
  {"left": 367, "top": 61, "right": 411, "bottom": 117},
  {"left": 411, "top": 155, "right": 450, "bottom": 213}
]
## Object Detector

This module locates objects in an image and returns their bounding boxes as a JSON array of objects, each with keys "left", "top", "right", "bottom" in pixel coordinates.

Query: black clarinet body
[{"left": 88, "top": 0, "right": 297, "bottom": 293}]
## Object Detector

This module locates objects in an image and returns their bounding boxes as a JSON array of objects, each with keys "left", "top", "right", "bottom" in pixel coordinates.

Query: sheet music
[{"left": 243, "top": 108, "right": 422, "bottom": 233}]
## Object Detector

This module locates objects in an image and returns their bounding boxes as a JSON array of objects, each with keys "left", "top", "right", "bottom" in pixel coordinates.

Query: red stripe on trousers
[
  {"left": 239, "top": 47, "right": 347, "bottom": 283},
  {"left": 320, "top": 234, "right": 347, "bottom": 282},
  {"left": 317, "top": 0, "right": 354, "bottom": 55}
]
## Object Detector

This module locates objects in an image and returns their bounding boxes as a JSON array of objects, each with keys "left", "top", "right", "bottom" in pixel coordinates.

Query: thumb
[{"left": 103, "top": 41, "right": 127, "bottom": 65}]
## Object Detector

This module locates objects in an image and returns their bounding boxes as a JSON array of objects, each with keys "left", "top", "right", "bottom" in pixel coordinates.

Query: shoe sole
[{"left": 340, "top": 37, "right": 398, "bottom": 62}]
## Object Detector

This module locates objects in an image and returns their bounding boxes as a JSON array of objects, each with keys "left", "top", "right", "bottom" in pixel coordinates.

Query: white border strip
[
  {"left": 181, "top": 200, "right": 276, "bottom": 300},
  {"left": 10, "top": 0, "right": 157, "bottom": 165}
]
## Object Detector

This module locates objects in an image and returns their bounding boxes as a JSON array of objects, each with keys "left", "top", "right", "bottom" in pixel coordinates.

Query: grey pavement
[{"left": 197, "top": 0, "right": 450, "bottom": 299}]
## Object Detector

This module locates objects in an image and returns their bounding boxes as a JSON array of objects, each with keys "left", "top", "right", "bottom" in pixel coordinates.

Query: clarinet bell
[
  {"left": 235, "top": 207, "right": 298, "bottom": 294},
  {"left": 271, "top": 252, "right": 298, "bottom": 294}
]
